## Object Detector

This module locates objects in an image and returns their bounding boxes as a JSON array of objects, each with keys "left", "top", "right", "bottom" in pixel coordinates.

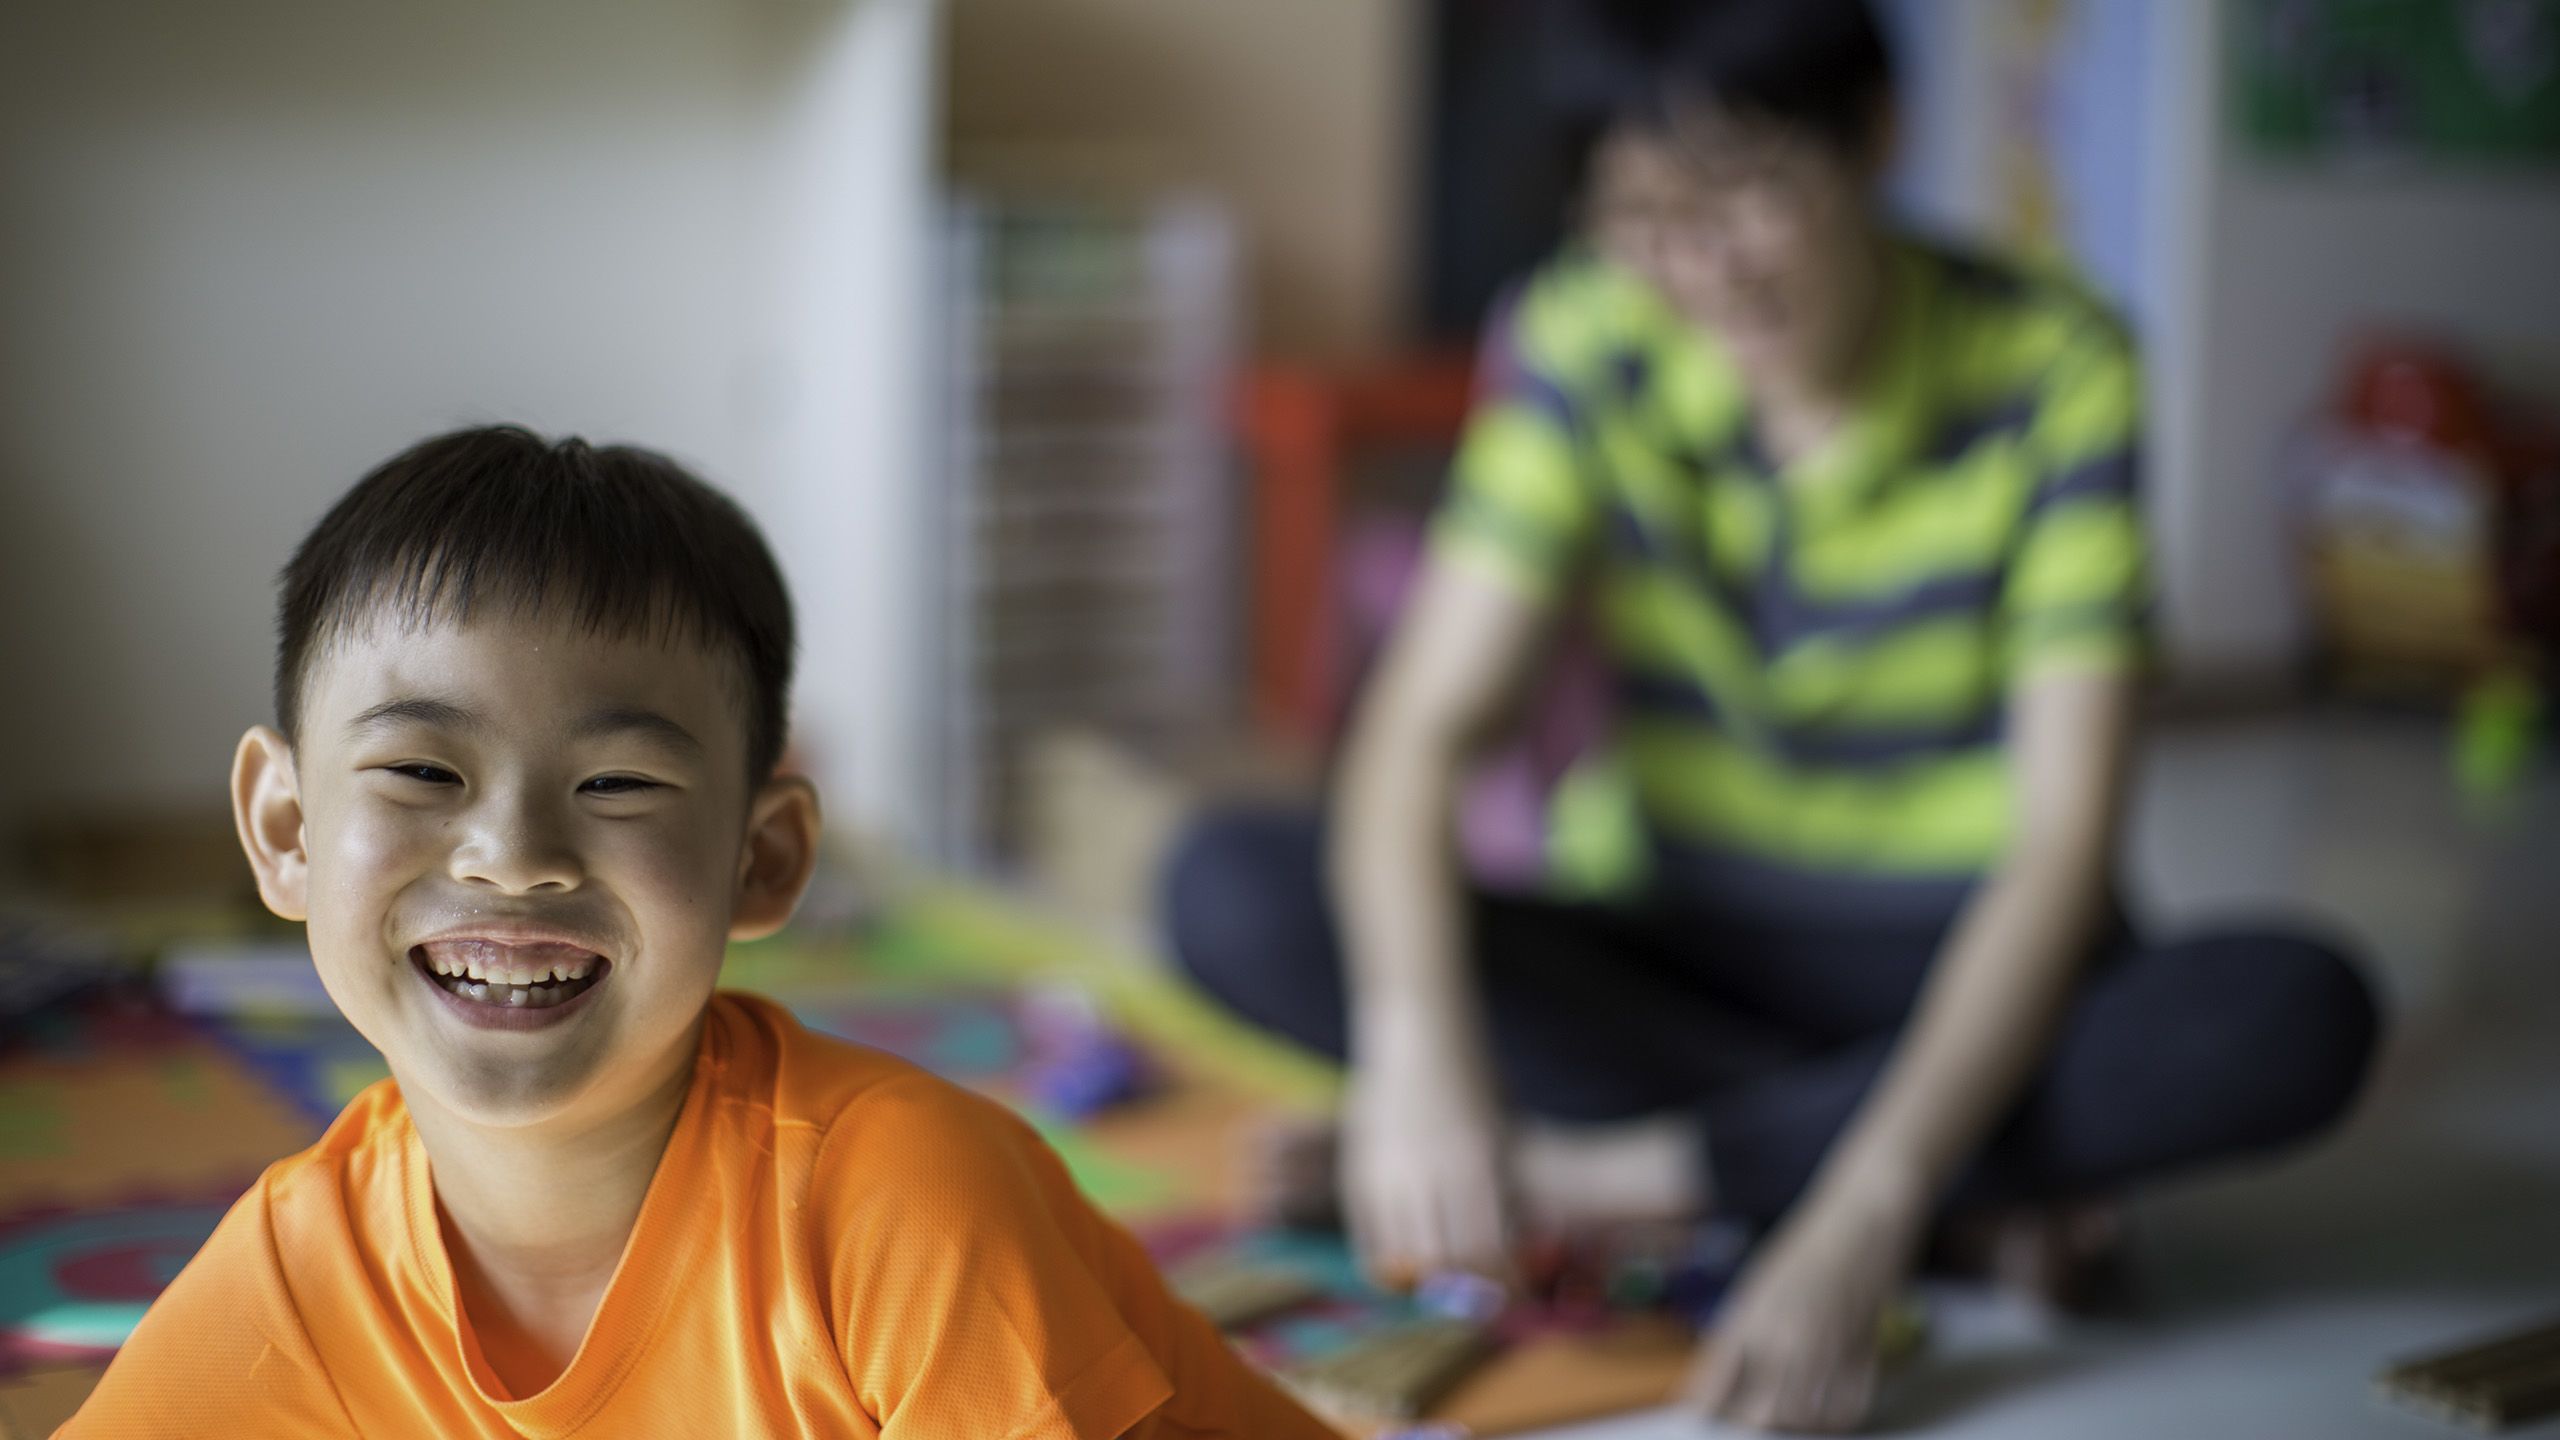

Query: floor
[{"left": 1538, "top": 708, "right": 2560, "bottom": 1438}]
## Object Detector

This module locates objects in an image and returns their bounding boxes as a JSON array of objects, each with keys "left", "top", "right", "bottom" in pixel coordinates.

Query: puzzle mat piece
[
  {"left": 1142, "top": 1225, "right": 1696, "bottom": 1437},
  {"left": 882, "top": 886, "right": 1344, "bottom": 1111},
  {"left": 0, "top": 1196, "right": 234, "bottom": 1375},
  {"left": 202, "top": 1008, "right": 389, "bottom": 1125},
  {"left": 787, "top": 986, "right": 1029, "bottom": 1081},
  {"left": 0, "top": 1015, "right": 319, "bottom": 1394},
  {"left": 668, "top": 890, "right": 1331, "bottom": 1114},
  {"left": 1026, "top": 1118, "right": 1181, "bottom": 1216},
  {"left": 0, "top": 1036, "right": 313, "bottom": 1217},
  {"left": 716, "top": 918, "right": 982, "bottom": 999}
]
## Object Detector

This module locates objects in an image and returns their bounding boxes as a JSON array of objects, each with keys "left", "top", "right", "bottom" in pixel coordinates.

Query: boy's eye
[
  {"left": 386, "top": 764, "right": 460, "bottom": 786},
  {"left": 581, "top": 775, "right": 659, "bottom": 797}
]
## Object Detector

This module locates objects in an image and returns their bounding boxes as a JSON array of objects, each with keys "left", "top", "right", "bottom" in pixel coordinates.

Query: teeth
[
  {"left": 418, "top": 940, "right": 599, "bottom": 987},
  {"left": 431, "top": 970, "right": 598, "bottom": 1009}
]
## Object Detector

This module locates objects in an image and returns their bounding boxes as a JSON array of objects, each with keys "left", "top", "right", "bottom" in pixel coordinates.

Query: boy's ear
[
  {"left": 730, "top": 774, "right": 821, "bottom": 942},
  {"left": 233, "top": 726, "right": 311, "bottom": 922}
]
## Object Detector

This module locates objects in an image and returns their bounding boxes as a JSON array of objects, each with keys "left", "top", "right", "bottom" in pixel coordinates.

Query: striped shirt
[{"left": 1430, "top": 236, "right": 2149, "bottom": 926}]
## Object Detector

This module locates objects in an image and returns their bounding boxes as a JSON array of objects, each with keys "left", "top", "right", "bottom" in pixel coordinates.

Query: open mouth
[{"left": 411, "top": 941, "right": 609, "bottom": 1011}]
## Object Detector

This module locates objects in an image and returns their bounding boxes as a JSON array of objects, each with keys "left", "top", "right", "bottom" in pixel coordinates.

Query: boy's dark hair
[
  {"left": 275, "top": 425, "right": 796, "bottom": 781},
  {"left": 1553, "top": 0, "right": 1895, "bottom": 156}
]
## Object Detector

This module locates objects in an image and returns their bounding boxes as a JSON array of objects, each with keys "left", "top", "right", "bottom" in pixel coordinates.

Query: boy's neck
[{"left": 405, "top": 1022, "right": 704, "bottom": 1388}]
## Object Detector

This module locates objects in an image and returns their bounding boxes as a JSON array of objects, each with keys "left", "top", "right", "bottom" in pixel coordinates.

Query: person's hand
[
  {"left": 1685, "top": 1182, "right": 1926, "bottom": 1433},
  {"left": 1340, "top": 1007, "right": 1515, "bottom": 1284}
]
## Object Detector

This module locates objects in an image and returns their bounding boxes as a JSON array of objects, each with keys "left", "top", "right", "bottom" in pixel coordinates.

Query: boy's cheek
[
  {"left": 303, "top": 801, "right": 434, "bottom": 920},
  {"left": 605, "top": 826, "right": 742, "bottom": 943}
]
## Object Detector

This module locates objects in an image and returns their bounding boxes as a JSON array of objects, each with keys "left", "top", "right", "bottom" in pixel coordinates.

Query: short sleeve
[
  {"left": 2002, "top": 316, "right": 2152, "bottom": 682},
  {"left": 818, "top": 1076, "right": 1335, "bottom": 1440},
  {"left": 1426, "top": 277, "right": 1603, "bottom": 605},
  {"left": 821, "top": 1078, "right": 1172, "bottom": 1439},
  {"left": 54, "top": 1176, "right": 358, "bottom": 1438}
]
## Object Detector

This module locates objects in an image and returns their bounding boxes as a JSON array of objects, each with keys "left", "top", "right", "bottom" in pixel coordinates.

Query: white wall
[
  {"left": 756, "top": 0, "right": 943, "bottom": 855},
  {"left": 2150, "top": 0, "right": 2560, "bottom": 681},
  {"left": 0, "top": 0, "right": 936, "bottom": 846}
]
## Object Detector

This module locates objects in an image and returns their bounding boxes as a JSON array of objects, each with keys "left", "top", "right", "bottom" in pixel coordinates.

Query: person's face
[
  {"left": 1584, "top": 105, "right": 1885, "bottom": 387},
  {"left": 231, "top": 607, "right": 817, "bottom": 1134}
]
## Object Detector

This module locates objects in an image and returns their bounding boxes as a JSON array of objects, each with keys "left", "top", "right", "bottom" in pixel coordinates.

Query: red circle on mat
[{"left": 54, "top": 1241, "right": 193, "bottom": 1301}]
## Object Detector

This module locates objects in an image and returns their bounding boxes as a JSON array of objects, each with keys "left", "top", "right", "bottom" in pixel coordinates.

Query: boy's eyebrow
[
  {"left": 574, "top": 705, "right": 704, "bottom": 757},
  {"left": 343, "top": 698, "right": 701, "bottom": 758},
  {"left": 345, "top": 695, "right": 482, "bottom": 738}
]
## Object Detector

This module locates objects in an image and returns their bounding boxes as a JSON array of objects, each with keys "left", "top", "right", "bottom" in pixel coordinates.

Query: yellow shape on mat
[{"left": 896, "top": 884, "right": 1343, "bottom": 1112}]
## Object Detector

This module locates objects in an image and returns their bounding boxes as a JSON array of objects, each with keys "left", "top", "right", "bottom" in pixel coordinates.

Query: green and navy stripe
[{"left": 1431, "top": 237, "right": 2150, "bottom": 923}]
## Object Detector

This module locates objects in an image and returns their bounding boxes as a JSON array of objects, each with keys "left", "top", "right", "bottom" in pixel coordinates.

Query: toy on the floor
[
  {"left": 1017, "top": 983, "right": 1154, "bottom": 1120},
  {"left": 1147, "top": 1218, "right": 1755, "bottom": 1427},
  {"left": 1166, "top": 1252, "right": 1325, "bottom": 1330},
  {"left": 2377, "top": 1313, "right": 2560, "bottom": 1432},
  {"left": 1285, "top": 1317, "right": 1496, "bottom": 1423},
  {"left": 1513, "top": 1221, "right": 1755, "bottom": 1334},
  {"left": 1415, "top": 1270, "right": 1505, "bottom": 1325},
  {"left": 2286, "top": 337, "right": 2560, "bottom": 800}
]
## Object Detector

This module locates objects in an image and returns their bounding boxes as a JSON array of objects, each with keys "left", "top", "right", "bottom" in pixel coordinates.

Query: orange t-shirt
[{"left": 60, "top": 992, "right": 1338, "bottom": 1438}]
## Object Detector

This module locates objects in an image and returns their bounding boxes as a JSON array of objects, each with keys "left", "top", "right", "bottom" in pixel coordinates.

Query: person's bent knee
[
  {"left": 2285, "top": 936, "right": 2384, "bottom": 1131},
  {"left": 2226, "top": 932, "right": 2385, "bottom": 1146}
]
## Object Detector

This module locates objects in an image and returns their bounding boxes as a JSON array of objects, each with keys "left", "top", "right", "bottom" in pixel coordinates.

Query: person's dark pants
[{"left": 1160, "top": 805, "right": 2382, "bottom": 1226}]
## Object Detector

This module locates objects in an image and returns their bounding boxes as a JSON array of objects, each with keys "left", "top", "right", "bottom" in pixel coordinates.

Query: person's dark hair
[
  {"left": 274, "top": 425, "right": 796, "bottom": 782},
  {"left": 1550, "top": 0, "right": 1895, "bottom": 156}
]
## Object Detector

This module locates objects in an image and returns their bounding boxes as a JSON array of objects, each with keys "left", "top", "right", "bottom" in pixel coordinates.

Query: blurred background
[
  {"left": 4, "top": 0, "right": 2558, "bottom": 884},
  {"left": 4, "top": 0, "right": 2560, "bottom": 1434}
]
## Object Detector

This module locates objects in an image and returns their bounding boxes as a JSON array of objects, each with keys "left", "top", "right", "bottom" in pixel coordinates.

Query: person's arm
[
  {"left": 1328, "top": 557, "right": 1557, "bottom": 1278},
  {"left": 1694, "top": 300, "right": 2149, "bottom": 1430},
  {"left": 1689, "top": 668, "right": 2135, "bottom": 1432},
  {"left": 1807, "top": 666, "right": 2135, "bottom": 1210},
  {"left": 1325, "top": 271, "right": 1599, "bottom": 1282}
]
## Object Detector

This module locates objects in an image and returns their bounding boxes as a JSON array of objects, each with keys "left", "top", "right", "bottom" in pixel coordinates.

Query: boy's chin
[
  {"left": 394, "top": 1041, "right": 620, "bottom": 1132},
  {"left": 377, "top": 1003, "right": 623, "bottom": 1131}
]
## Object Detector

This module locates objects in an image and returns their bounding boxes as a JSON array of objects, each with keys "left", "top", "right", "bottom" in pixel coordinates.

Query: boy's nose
[{"left": 451, "top": 807, "right": 585, "bottom": 894}]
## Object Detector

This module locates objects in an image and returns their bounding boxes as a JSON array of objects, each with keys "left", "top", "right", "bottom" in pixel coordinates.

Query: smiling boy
[{"left": 61, "top": 427, "right": 1334, "bottom": 1438}]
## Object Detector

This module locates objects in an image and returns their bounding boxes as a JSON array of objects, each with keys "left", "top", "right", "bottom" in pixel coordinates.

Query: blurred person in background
[{"left": 1164, "top": 0, "right": 2382, "bottom": 1430}]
